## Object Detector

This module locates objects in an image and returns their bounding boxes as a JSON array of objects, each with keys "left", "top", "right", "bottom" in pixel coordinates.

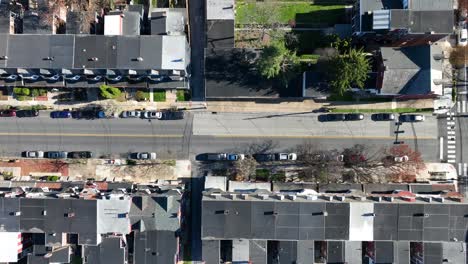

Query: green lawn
[
  {"left": 176, "top": 90, "right": 191, "bottom": 101},
  {"left": 236, "top": 3, "right": 346, "bottom": 25},
  {"left": 153, "top": 90, "right": 166, "bottom": 102},
  {"left": 330, "top": 108, "right": 434, "bottom": 113}
]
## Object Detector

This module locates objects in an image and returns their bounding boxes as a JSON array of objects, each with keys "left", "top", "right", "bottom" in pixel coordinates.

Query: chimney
[
  {"left": 210, "top": 193, "right": 221, "bottom": 199},
  {"left": 373, "top": 196, "right": 382, "bottom": 202},
  {"left": 354, "top": 196, "right": 366, "bottom": 201},
  {"left": 289, "top": 195, "right": 297, "bottom": 201},
  {"left": 229, "top": 194, "right": 237, "bottom": 200},
  {"left": 434, "top": 197, "right": 445, "bottom": 203},
  {"left": 241, "top": 193, "right": 249, "bottom": 200},
  {"left": 260, "top": 194, "right": 269, "bottom": 200},
  {"left": 306, "top": 195, "right": 317, "bottom": 201},
  {"left": 401, "top": 196, "right": 416, "bottom": 202},
  {"left": 384, "top": 196, "right": 394, "bottom": 202},
  {"left": 422, "top": 197, "right": 432, "bottom": 203},
  {"left": 277, "top": 195, "right": 284, "bottom": 201},
  {"left": 335, "top": 196, "right": 345, "bottom": 202},
  {"left": 324, "top": 196, "right": 333, "bottom": 201}
]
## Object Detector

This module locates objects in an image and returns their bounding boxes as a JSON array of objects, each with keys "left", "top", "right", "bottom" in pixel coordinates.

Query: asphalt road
[{"left": 0, "top": 112, "right": 439, "bottom": 162}]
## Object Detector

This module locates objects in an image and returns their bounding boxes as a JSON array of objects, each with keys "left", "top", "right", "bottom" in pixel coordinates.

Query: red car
[{"left": 0, "top": 109, "right": 16, "bottom": 117}]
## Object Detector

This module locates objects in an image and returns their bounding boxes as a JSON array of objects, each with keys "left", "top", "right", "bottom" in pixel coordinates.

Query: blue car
[{"left": 50, "top": 111, "right": 71, "bottom": 118}]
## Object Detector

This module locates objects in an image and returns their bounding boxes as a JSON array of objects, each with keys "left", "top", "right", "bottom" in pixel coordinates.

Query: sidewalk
[{"left": 206, "top": 99, "right": 435, "bottom": 113}]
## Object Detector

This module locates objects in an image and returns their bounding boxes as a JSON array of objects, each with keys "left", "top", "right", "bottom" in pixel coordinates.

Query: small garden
[
  {"left": 153, "top": 90, "right": 166, "bottom": 102},
  {"left": 13, "top": 88, "right": 47, "bottom": 101},
  {"left": 135, "top": 90, "right": 150, "bottom": 102},
  {"left": 176, "top": 90, "right": 190, "bottom": 101},
  {"left": 99, "top": 85, "right": 126, "bottom": 101}
]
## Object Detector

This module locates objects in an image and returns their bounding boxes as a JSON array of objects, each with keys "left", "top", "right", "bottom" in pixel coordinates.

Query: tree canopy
[
  {"left": 256, "top": 40, "right": 301, "bottom": 84},
  {"left": 327, "top": 48, "right": 371, "bottom": 96}
]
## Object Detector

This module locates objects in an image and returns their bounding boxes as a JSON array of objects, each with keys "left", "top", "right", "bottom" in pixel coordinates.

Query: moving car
[
  {"left": 160, "top": 111, "right": 185, "bottom": 120},
  {"left": 128, "top": 152, "right": 157, "bottom": 160},
  {"left": 22, "top": 150, "right": 44, "bottom": 158},
  {"left": 371, "top": 113, "right": 395, "bottom": 121},
  {"left": 50, "top": 111, "right": 71, "bottom": 118},
  {"left": 0, "top": 109, "right": 16, "bottom": 117},
  {"left": 121, "top": 111, "right": 142, "bottom": 118},
  {"left": 344, "top": 113, "right": 364, "bottom": 121},
  {"left": 399, "top": 114, "right": 425, "bottom": 123},
  {"left": 68, "top": 151, "right": 93, "bottom": 159},
  {"left": 143, "top": 111, "right": 162, "bottom": 119},
  {"left": 16, "top": 109, "right": 39, "bottom": 118},
  {"left": 46, "top": 151, "right": 68, "bottom": 159},
  {"left": 318, "top": 114, "right": 345, "bottom": 122}
]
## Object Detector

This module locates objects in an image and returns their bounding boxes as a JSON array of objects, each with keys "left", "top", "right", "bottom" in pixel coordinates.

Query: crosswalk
[
  {"left": 458, "top": 163, "right": 468, "bottom": 177},
  {"left": 446, "top": 112, "right": 457, "bottom": 163},
  {"left": 456, "top": 101, "right": 468, "bottom": 113}
]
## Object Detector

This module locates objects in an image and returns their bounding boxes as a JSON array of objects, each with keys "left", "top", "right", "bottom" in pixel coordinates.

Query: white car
[
  {"left": 458, "top": 28, "right": 467, "bottom": 47},
  {"left": 121, "top": 111, "right": 141, "bottom": 118},
  {"left": 276, "top": 153, "right": 297, "bottom": 160},
  {"left": 143, "top": 111, "right": 162, "bottom": 119},
  {"left": 128, "top": 152, "right": 157, "bottom": 160},
  {"left": 394, "top": 155, "right": 409, "bottom": 162},
  {"left": 24, "top": 151, "right": 44, "bottom": 158}
]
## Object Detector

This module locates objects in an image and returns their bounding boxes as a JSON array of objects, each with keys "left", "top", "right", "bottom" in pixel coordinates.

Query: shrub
[
  {"left": 13, "top": 88, "right": 22, "bottom": 95},
  {"left": 31, "top": 89, "right": 39, "bottom": 97},
  {"left": 135, "top": 90, "right": 149, "bottom": 101},
  {"left": 176, "top": 90, "right": 190, "bottom": 101},
  {"left": 46, "top": 176, "right": 59, "bottom": 181},
  {"left": 21, "top": 88, "right": 30, "bottom": 96},
  {"left": 99, "top": 85, "right": 122, "bottom": 99}
]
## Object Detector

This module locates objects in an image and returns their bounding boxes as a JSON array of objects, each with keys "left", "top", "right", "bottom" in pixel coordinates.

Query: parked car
[
  {"left": 253, "top": 153, "right": 276, "bottom": 162},
  {"left": 22, "top": 150, "right": 44, "bottom": 158},
  {"left": 68, "top": 151, "right": 93, "bottom": 159},
  {"left": 72, "top": 110, "right": 96, "bottom": 119},
  {"left": 371, "top": 113, "right": 395, "bottom": 121},
  {"left": 46, "top": 151, "right": 68, "bottom": 159},
  {"left": 458, "top": 28, "right": 467, "bottom": 47},
  {"left": 128, "top": 152, "right": 157, "bottom": 160},
  {"left": 16, "top": 109, "right": 39, "bottom": 118},
  {"left": 276, "top": 153, "right": 297, "bottom": 161},
  {"left": 318, "top": 114, "right": 345, "bottom": 122},
  {"left": 0, "top": 109, "right": 16, "bottom": 117},
  {"left": 143, "top": 111, "right": 162, "bottom": 119},
  {"left": 394, "top": 155, "right": 409, "bottom": 162},
  {"left": 50, "top": 110, "right": 71, "bottom": 118},
  {"left": 160, "top": 111, "right": 185, "bottom": 120},
  {"left": 200, "top": 153, "right": 244, "bottom": 161},
  {"left": 121, "top": 111, "right": 142, "bottom": 118},
  {"left": 399, "top": 114, "right": 425, "bottom": 123},
  {"left": 344, "top": 113, "right": 364, "bottom": 121},
  {"left": 227, "top": 154, "right": 245, "bottom": 161}
]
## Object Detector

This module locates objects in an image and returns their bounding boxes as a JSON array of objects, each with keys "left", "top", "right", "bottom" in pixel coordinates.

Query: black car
[
  {"left": 253, "top": 153, "right": 276, "bottom": 162},
  {"left": 16, "top": 109, "right": 39, "bottom": 118},
  {"left": 318, "top": 114, "right": 346, "bottom": 122},
  {"left": 371, "top": 113, "right": 395, "bottom": 121},
  {"left": 344, "top": 113, "right": 364, "bottom": 121},
  {"left": 160, "top": 111, "right": 185, "bottom": 120},
  {"left": 72, "top": 110, "right": 98, "bottom": 119},
  {"left": 68, "top": 151, "right": 93, "bottom": 159}
]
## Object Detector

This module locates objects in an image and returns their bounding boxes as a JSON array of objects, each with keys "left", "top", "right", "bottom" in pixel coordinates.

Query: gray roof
[
  {"left": 0, "top": 34, "right": 189, "bottom": 71},
  {"left": 249, "top": 240, "right": 267, "bottom": 264},
  {"left": 390, "top": 10, "right": 454, "bottom": 34},
  {"left": 83, "top": 236, "right": 125, "bottom": 264},
  {"left": 150, "top": 8, "right": 186, "bottom": 35},
  {"left": 380, "top": 45, "right": 442, "bottom": 95},
  {"left": 407, "top": 0, "right": 453, "bottom": 10},
  {"left": 107, "top": 11, "right": 141, "bottom": 35},
  {"left": 66, "top": 11, "right": 94, "bottom": 34},
  {"left": 134, "top": 230, "right": 178, "bottom": 264},
  {"left": 130, "top": 193, "right": 181, "bottom": 232},
  {"left": 202, "top": 239, "right": 220, "bottom": 264},
  {"left": 0, "top": 197, "right": 20, "bottom": 231},
  {"left": 97, "top": 199, "right": 131, "bottom": 235},
  {"left": 206, "top": 20, "right": 234, "bottom": 49}
]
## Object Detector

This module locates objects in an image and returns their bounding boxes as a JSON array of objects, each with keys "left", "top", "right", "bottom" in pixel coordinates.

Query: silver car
[
  {"left": 121, "top": 111, "right": 142, "bottom": 118},
  {"left": 24, "top": 151, "right": 44, "bottom": 158},
  {"left": 143, "top": 111, "right": 162, "bottom": 119}
]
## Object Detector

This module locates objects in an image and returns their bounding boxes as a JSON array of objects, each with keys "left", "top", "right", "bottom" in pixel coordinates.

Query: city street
[{"left": 0, "top": 112, "right": 440, "bottom": 162}]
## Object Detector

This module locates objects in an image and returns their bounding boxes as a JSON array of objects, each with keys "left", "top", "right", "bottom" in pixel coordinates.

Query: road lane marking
[
  {"left": 0, "top": 132, "right": 184, "bottom": 138},
  {"left": 212, "top": 135, "right": 437, "bottom": 140}
]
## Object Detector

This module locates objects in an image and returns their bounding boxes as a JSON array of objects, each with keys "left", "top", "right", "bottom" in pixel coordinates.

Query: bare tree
[
  {"left": 231, "top": 156, "right": 258, "bottom": 181},
  {"left": 383, "top": 144, "right": 425, "bottom": 183},
  {"left": 449, "top": 46, "right": 468, "bottom": 69}
]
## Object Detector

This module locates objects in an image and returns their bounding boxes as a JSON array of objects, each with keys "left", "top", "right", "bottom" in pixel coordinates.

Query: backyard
[{"left": 235, "top": 2, "right": 346, "bottom": 26}]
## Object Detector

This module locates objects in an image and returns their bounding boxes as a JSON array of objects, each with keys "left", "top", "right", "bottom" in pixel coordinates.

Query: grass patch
[
  {"left": 270, "top": 171, "right": 286, "bottom": 182},
  {"left": 330, "top": 108, "right": 434, "bottom": 113},
  {"left": 255, "top": 169, "right": 270, "bottom": 181},
  {"left": 151, "top": 0, "right": 157, "bottom": 7},
  {"left": 135, "top": 90, "right": 150, "bottom": 102},
  {"left": 299, "top": 54, "right": 320, "bottom": 63},
  {"left": 162, "top": 160, "right": 176, "bottom": 166},
  {"left": 176, "top": 90, "right": 190, "bottom": 101},
  {"left": 153, "top": 90, "right": 166, "bottom": 102},
  {"left": 236, "top": 3, "right": 346, "bottom": 25}
]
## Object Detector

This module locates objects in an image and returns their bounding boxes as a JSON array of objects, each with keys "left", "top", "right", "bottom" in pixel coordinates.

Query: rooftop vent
[
  {"left": 42, "top": 210, "right": 47, "bottom": 216},
  {"left": 434, "top": 197, "right": 445, "bottom": 203},
  {"left": 384, "top": 196, "right": 393, "bottom": 202},
  {"left": 136, "top": 57, "right": 143, "bottom": 62},
  {"left": 258, "top": 194, "right": 269, "bottom": 200},
  {"left": 0, "top": 56, "right": 8, "bottom": 60},
  {"left": 306, "top": 195, "right": 317, "bottom": 200},
  {"left": 335, "top": 196, "right": 345, "bottom": 202},
  {"left": 229, "top": 194, "right": 237, "bottom": 200},
  {"left": 373, "top": 196, "right": 382, "bottom": 202},
  {"left": 277, "top": 195, "right": 284, "bottom": 200},
  {"left": 89, "top": 57, "right": 99, "bottom": 61},
  {"left": 288, "top": 195, "right": 296, "bottom": 201},
  {"left": 44, "top": 56, "right": 54, "bottom": 61},
  {"left": 241, "top": 193, "right": 249, "bottom": 200},
  {"left": 210, "top": 193, "right": 221, "bottom": 199}
]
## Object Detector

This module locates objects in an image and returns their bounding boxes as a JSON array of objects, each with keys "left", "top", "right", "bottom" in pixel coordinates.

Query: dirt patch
[
  {"left": 109, "top": 163, "right": 177, "bottom": 183},
  {"left": 0, "top": 159, "right": 69, "bottom": 176}
]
